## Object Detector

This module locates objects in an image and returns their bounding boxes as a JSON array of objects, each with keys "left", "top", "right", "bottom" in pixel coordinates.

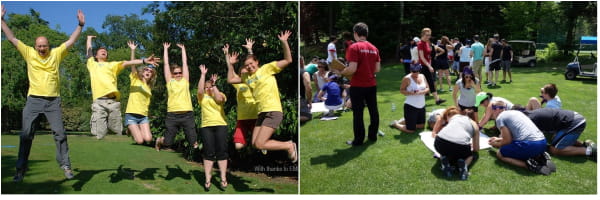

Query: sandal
[
  {"left": 204, "top": 181, "right": 211, "bottom": 191},
  {"left": 289, "top": 142, "right": 298, "bottom": 163},
  {"left": 221, "top": 180, "right": 228, "bottom": 189},
  {"left": 154, "top": 137, "right": 163, "bottom": 151}
]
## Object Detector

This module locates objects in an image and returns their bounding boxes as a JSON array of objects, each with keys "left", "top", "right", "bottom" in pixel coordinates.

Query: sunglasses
[
  {"left": 173, "top": 72, "right": 183, "bottom": 75},
  {"left": 492, "top": 105, "right": 506, "bottom": 110},
  {"left": 464, "top": 75, "right": 473, "bottom": 79},
  {"left": 144, "top": 68, "right": 154, "bottom": 72},
  {"left": 411, "top": 70, "right": 420, "bottom": 73}
]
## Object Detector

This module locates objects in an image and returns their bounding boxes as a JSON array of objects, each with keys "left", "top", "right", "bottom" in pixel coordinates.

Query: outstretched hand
[
  {"left": 163, "top": 42, "right": 171, "bottom": 49},
  {"left": 77, "top": 9, "right": 85, "bottom": 26},
  {"left": 199, "top": 64, "right": 207, "bottom": 75},
  {"left": 145, "top": 54, "right": 161, "bottom": 67},
  {"left": 210, "top": 74, "right": 218, "bottom": 83},
  {"left": 222, "top": 44, "right": 229, "bottom": 55},
  {"left": 2, "top": 5, "right": 6, "bottom": 20},
  {"left": 127, "top": 40, "right": 137, "bottom": 50},
  {"left": 228, "top": 51, "right": 240, "bottom": 65},
  {"left": 277, "top": 30, "right": 292, "bottom": 41},
  {"left": 176, "top": 43, "right": 185, "bottom": 49},
  {"left": 242, "top": 38, "right": 254, "bottom": 50}
]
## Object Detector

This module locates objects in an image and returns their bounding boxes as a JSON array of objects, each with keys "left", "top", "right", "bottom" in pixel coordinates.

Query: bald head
[{"left": 34, "top": 36, "right": 50, "bottom": 57}]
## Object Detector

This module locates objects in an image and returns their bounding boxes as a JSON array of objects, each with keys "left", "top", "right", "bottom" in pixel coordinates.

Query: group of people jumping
[{"left": 2, "top": 6, "right": 297, "bottom": 191}]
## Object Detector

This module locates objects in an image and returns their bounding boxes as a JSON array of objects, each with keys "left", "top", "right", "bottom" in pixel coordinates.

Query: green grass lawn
[
  {"left": 1, "top": 134, "right": 297, "bottom": 194},
  {"left": 300, "top": 61, "right": 597, "bottom": 194}
]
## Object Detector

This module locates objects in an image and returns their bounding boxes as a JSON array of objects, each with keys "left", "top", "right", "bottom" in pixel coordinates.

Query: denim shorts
[{"left": 124, "top": 113, "right": 149, "bottom": 126}]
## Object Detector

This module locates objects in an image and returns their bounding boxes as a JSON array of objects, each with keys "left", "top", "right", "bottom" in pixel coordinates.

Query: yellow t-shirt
[
  {"left": 166, "top": 78, "right": 193, "bottom": 112},
  {"left": 199, "top": 92, "right": 227, "bottom": 127},
  {"left": 125, "top": 73, "right": 152, "bottom": 116},
  {"left": 17, "top": 40, "right": 68, "bottom": 97},
  {"left": 243, "top": 61, "right": 283, "bottom": 113},
  {"left": 86, "top": 57, "right": 125, "bottom": 100},
  {"left": 233, "top": 83, "right": 258, "bottom": 120}
]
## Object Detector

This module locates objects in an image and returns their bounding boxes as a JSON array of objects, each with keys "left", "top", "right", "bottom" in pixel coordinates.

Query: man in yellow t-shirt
[
  {"left": 85, "top": 35, "right": 160, "bottom": 140},
  {"left": 224, "top": 31, "right": 297, "bottom": 163},
  {"left": 2, "top": 5, "right": 84, "bottom": 182}
]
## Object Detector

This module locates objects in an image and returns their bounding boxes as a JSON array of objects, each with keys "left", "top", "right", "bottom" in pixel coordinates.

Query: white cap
[{"left": 413, "top": 37, "right": 420, "bottom": 43}]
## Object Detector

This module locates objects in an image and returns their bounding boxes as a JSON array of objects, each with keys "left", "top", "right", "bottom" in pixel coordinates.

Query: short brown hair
[
  {"left": 542, "top": 83, "right": 558, "bottom": 98},
  {"left": 441, "top": 106, "right": 461, "bottom": 123}
]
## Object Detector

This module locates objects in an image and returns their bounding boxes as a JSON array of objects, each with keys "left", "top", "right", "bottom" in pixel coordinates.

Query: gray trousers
[
  {"left": 17, "top": 96, "right": 71, "bottom": 170},
  {"left": 90, "top": 99, "right": 123, "bottom": 139}
]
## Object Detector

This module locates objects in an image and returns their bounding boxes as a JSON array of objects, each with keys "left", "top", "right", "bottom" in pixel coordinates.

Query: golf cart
[
  {"left": 565, "top": 36, "right": 597, "bottom": 80},
  {"left": 508, "top": 40, "right": 537, "bottom": 67}
]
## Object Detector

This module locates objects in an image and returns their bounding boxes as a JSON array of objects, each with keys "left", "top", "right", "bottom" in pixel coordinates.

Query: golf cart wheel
[
  {"left": 528, "top": 60, "right": 536, "bottom": 67},
  {"left": 565, "top": 70, "right": 577, "bottom": 80}
]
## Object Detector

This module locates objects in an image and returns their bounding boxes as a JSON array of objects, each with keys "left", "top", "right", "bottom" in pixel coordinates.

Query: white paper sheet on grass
[
  {"left": 310, "top": 102, "right": 343, "bottom": 113},
  {"left": 419, "top": 131, "right": 492, "bottom": 158}
]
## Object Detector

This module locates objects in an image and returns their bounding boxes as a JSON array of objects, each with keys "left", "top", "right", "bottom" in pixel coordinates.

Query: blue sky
[{"left": 2, "top": 1, "right": 163, "bottom": 33}]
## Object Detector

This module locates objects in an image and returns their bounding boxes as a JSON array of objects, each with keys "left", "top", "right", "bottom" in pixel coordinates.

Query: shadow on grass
[
  {"left": 551, "top": 155, "right": 591, "bottom": 164},
  {"left": 428, "top": 152, "right": 480, "bottom": 181},
  {"left": 190, "top": 170, "right": 275, "bottom": 193},
  {"left": 393, "top": 130, "right": 420, "bottom": 144},
  {"left": 159, "top": 164, "right": 191, "bottom": 180},
  {"left": 486, "top": 149, "right": 537, "bottom": 176},
  {"left": 309, "top": 141, "right": 374, "bottom": 168}
]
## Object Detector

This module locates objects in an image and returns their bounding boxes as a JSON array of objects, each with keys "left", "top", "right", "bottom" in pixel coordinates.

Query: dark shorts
[
  {"left": 459, "top": 62, "right": 470, "bottom": 72},
  {"left": 437, "top": 59, "right": 450, "bottom": 70},
  {"left": 500, "top": 139, "right": 547, "bottom": 161},
  {"left": 490, "top": 60, "right": 501, "bottom": 71},
  {"left": 458, "top": 104, "right": 478, "bottom": 112},
  {"left": 434, "top": 136, "right": 473, "bottom": 161},
  {"left": 404, "top": 103, "right": 425, "bottom": 131},
  {"left": 501, "top": 60, "right": 511, "bottom": 71},
  {"left": 256, "top": 111, "right": 283, "bottom": 129}
]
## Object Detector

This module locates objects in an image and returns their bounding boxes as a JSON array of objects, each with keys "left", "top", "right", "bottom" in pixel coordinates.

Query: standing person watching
[
  {"left": 418, "top": 28, "right": 446, "bottom": 105},
  {"left": 2, "top": 5, "right": 84, "bottom": 182},
  {"left": 337, "top": 22, "right": 381, "bottom": 146},
  {"left": 470, "top": 35, "right": 485, "bottom": 86},
  {"left": 327, "top": 35, "right": 338, "bottom": 65},
  {"left": 500, "top": 39, "right": 513, "bottom": 83}
]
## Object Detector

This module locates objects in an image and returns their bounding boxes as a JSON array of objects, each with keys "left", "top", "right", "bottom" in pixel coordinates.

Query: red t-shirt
[
  {"left": 346, "top": 41, "right": 380, "bottom": 87},
  {"left": 417, "top": 41, "right": 432, "bottom": 66}
]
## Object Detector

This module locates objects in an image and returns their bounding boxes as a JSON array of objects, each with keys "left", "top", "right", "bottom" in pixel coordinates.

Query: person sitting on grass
[
  {"left": 488, "top": 101, "right": 555, "bottom": 175},
  {"left": 452, "top": 67, "right": 480, "bottom": 121},
  {"left": 317, "top": 74, "right": 345, "bottom": 118},
  {"left": 522, "top": 108, "right": 596, "bottom": 161},
  {"left": 313, "top": 61, "right": 330, "bottom": 103},
  {"left": 475, "top": 92, "right": 514, "bottom": 129},
  {"left": 432, "top": 106, "right": 480, "bottom": 180},
  {"left": 124, "top": 41, "right": 158, "bottom": 145},
  {"left": 390, "top": 64, "right": 429, "bottom": 133},
  {"left": 225, "top": 30, "right": 297, "bottom": 163},
  {"left": 526, "top": 83, "right": 562, "bottom": 110}
]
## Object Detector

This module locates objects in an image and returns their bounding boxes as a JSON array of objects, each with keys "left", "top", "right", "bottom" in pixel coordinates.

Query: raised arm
[
  {"left": 1, "top": 5, "right": 19, "bottom": 47},
  {"left": 197, "top": 65, "right": 208, "bottom": 102},
  {"left": 177, "top": 43, "right": 189, "bottom": 81},
  {"left": 127, "top": 40, "right": 138, "bottom": 75},
  {"left": 122, "top": 54, "right": 160, "bottom": 68},
  {"left": 210, "top": 74, "right": 225, "bottom": 104},
  {"left": 86, "top": 35, "right": 95, "bottom": 58},
  {"left": 163, "top": 42, "right": 171, "bottom": 82},
  {"left": 275, "top": 30, "right": 293, "bottom": 69},
  {"left": 242, "top": 38, "right": 254, "bottom": 55},
  {"left": 223, "top": 44, "right": 242, "bottom": 84},
  {"left": 64, "top": 9, "right": 85, "bottom": 48}
]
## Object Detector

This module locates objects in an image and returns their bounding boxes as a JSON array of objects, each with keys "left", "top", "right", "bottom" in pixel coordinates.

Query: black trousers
[
  {"left": 421, "top": 67, "right": 436, "bottom": 92},
  {"left": 200, "top": 126, "right": 229, "bottom": 161},
  {"left": 349, "top": 86, "right": 380, "bottom": 145},
  {"left": 164, "top": 111, "right": 197, "bottom": 146}
]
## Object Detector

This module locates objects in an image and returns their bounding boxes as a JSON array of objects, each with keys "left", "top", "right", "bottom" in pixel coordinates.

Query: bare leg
[
  {"left": 128, "top": 124, "right": 144, "bottom": 144},
  {"left": 526, "top": 97, "right": 541, "bottom": 110},
  {"left": 234, "top": 143, "right": 246, "bottom": 150},
  {"left": 496, "top": 150, "right": 527, "bottom": 168},
  {"left": 139, "top": 123, "right": 152, "bottom": 143},
  {"left": 203, "top": 159, "right": 213, "bottom": 186},
  {"left": 217, "top": 160, "right": 228, "bottom": 187},
  {"left": 549, "top": 146, "right": 587, "bottom": 156},
  {"left": 252, "top": 126, "right": 295, "bottom": 159}
]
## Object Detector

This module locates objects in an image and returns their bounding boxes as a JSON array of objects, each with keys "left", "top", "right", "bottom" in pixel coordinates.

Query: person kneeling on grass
[
  {"left": 390, "top": 64, "right": 429, "bottom": 133},
  {"left": 475, "top": 92, "right": 513, "bottom": 129},
  {"left": 225, "top": 30, "right": 297, "bottom": 163},
  {"left": 431, "top": 106, "right": 479, "bottom": 180},
  {"left": 318, "top": 74, "right": 345, "bottom": 118},
  {"left": 521, "top": 108, "right": 596, "bottom": 161},
  {"left": 488, "top": 101, "right": 556, "bottom": 175}
]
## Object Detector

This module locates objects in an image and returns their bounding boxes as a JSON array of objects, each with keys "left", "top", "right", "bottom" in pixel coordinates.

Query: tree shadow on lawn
[
  {"left": 551, "top": 155, "right": 591, "bottom": 164},
  {"left": 486, "top": 149, "right": 537, "bottom": 176},
  {"left": 429, "top": 152, "right": 480, "bottom": 181},
  {"left": 190, "top": 170, "right": 275, "bottom": 193},
  {"left": 392, "top": 130, "right": 419, "bottom": 144},
  {"left": 309, "top": 141, "right": 374, "bottom": 168}
]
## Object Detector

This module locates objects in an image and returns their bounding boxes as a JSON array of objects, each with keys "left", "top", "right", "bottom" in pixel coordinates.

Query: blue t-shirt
[
  {"left": 322, "top": 81, "right": 342, "bottom": 106},
  {"left": 546, "top": 96, "right": 562, "bottom": 109},
  {"left": 471, "top": 42, "right": 485, "bottom": 61}
]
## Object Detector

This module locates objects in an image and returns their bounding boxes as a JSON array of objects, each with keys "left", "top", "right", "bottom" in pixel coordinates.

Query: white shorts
[{"left": 484, "top": 57, "right": 490, "bottom": 72}]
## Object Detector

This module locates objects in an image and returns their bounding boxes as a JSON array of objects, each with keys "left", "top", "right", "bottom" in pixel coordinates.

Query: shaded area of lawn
[
  {"left": 301, "top": 60, "right": 597, "bottom": 194},
  {"left": 1, "top": 134, "right": 297, "bottom": 194}
]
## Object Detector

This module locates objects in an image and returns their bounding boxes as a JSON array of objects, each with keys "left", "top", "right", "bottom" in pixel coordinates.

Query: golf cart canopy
[
  {"left": 580, "top": 36, "right": 597, "bottom": 44},
  {"left": 508, "top": 40, "right": 535, "bottom": 44}
]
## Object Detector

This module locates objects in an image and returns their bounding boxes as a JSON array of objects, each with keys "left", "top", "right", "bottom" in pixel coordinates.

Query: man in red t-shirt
[{"left": 339, "top": 22, "right": 381, "bottom": 146}]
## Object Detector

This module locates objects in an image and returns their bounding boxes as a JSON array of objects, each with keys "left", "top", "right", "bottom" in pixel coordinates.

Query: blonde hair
[
  {"left": 421, "top": 28, "right": 432, "bottom": 37},
  {"left": 138, "top": 66, "right": 157, "bottom": 88}
]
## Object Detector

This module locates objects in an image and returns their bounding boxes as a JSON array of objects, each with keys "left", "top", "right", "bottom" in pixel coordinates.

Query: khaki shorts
[
  {"left": 256, "top": 111, "right": 283, "bottom": 129},
  {"left": 472, "top": 60, "right": 484, "bottom": 75},
  {"left": 90, "top": 99, "right": 122, "bottom": 139}
]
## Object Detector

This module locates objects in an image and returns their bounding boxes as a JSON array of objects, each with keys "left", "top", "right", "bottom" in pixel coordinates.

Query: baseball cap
[
  {"left": 413, "top": 37, "right": 420, "bottom": 43},
  {"left": 475, "top": 92, "right": 489, "bottom": 107},
  {"left": 463, "top": 67, "right": 473, "bottom": 75}
]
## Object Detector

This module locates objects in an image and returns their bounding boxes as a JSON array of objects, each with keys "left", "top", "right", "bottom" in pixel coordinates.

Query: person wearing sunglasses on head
[
  {"left": 390, "top": 64, "right": 429, "bottom": 134},
  {"left": 155, "top": 42, "right": 198, "bottom": 151},
  {"left": 488, "top": 101, "right": 553, "bottom": 175},
  {"left": 86, "top": 36, "right": 160, "bottom": 140},
  {"left": 452, "top": 67, "right": 481, "bottom": 121}
]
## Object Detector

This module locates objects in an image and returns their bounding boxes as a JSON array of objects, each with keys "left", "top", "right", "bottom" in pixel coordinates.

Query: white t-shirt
[
  {"left": 327, "top": 42, "right": 337, "bottom": 64},
  {"left": 410, "top": 46, "right": 419, "bottom": 63}
]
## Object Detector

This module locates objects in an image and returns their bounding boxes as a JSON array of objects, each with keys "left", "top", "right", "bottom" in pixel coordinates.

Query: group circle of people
[
  {"left": 301, "top": 23, "right": 597, "bottom": 181},
  {"left": 2, "top": 6, "right": 298, "bottom": 191}
]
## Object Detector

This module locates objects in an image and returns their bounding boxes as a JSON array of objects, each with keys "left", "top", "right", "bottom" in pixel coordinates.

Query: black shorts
[
  {"left": 459, "top": 104, "right": 478, "bottom": 112},
  {"left": 434, "top": 136, "right": 473, "bottom": 161},
  {"left": 404, "top": 103, "right": 426, "bottom": 131},
  {"left": 437, "top": 59, "right": 450, "bottom": 70},
  {"left": 490, "top": 60, "right": 501, "bottom": 71},
  {"left": 459, "top": 62, "right": 470, "bottom": 72}
]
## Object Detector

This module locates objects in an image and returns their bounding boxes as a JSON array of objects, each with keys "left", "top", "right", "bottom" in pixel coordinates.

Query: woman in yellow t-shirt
[
  {"left": 155, "top": 43, "right": 198, "bottom": 151},
  {"left": 197, "top": 65, "right": 228, "bottom": 190},
  {"left": 124, "top": 41, "right": 157, "bottom": 144},
  {"left": 224, "top": 30, "right": 297, "bottom": 163}
]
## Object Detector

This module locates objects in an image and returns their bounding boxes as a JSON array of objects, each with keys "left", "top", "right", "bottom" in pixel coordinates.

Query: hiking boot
[
  {"left": 457, "top": 159, "right": 468, "bottom": 180},
  {"left": 62, "top": 165, "right": 74, "bottom": 179},
  {"left": 541, "top": 152, "right": 556, "bottom": 172},
  {"left": 440, "top": 156, "right": 453, "bottom": 178},
  {"left": 13, "top": 168, "right": 28, "bottom": 182}
]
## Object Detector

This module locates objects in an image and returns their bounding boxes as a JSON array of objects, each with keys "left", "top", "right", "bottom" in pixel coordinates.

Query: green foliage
[{"left": 539, "top": 42, "right": 560, "bottom": 63}]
